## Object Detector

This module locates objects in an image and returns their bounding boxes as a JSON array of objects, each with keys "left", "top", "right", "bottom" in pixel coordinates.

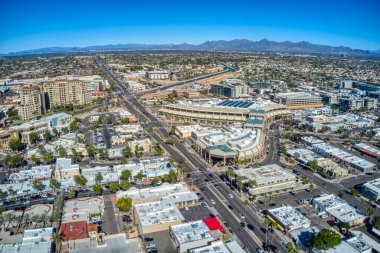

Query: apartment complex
[
  {"left": 211, "top": 79, "right": 249, "bottom": 98},
  {"left": 43, "top": 79, "right": 91, "bottom": 107},
  {"left": 18, "top": 85, "right": 46, "bottom": 120},
  {"left": 275, "top": 92, "right": 323, "bottom": 109}
]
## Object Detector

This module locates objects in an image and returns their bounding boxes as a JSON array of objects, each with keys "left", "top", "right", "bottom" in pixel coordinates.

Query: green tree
[
  {"left": 373, "top": 216, "right": 380, "bottom": 230},
  {"left": 308, "top": 160, "right": 319, "bottom": 184},
  {"left": 43, "top": 130, "right": 52, "bottom": 142},
  {"left": 243, "top": 199, "right": 249, "bottom": 217},
  {"left": 57, "top": 146, "right": 67, "bottom": 158},
  {"left": 151, "top": 177, "right": 160, "bottom": 186},
  {"left": 43, "top": 152, "right": 55, "bottom": 164},
  {"left": 68, "top": 189, "right": 76, "bottom": 199},
  {"left": 236, "top": 176, "right": 244, "bottom": 195},
  {"left": 32, "top": 180, "right": 44, "bottom": 191},
  {"left": 309, "top": 229, "right": 342, "bottom": 250},
  {"left": 29, "top": 132, "right": 41, "bottom": 145},
  {"left": 350, "top": 188, "right": 359, "bottom": 198},
  {"left": 98, "top": 149, "right": 108, "bottom": 160},
  {"left": 135, "top": 171, "right": 145, "bottom": 182},
  {"left": 120, "top": 170, "right": 132, "bottom": 181},
  {"left": 120, "top": 157, "right": 128, "bottom": 164},
  {"left": 61, "top": 127, "right": 69, "bottom": 134},
  {"left": 87, "top": 146, "right": 96, "bottom": 158},
  {"left": 8, "top": 138, "right": 22, "bottom": 152},
  {"left": 109, "top": 182, "right": 119, "bottom": 193},
  {"left": 49, "top": 179, "right": 61, "bottom": 193},
  {"left": 74, "top": 175, "right": 87, "bottom": 187},
  {"left": 226, "top": 168, "right": 234, "bottom": 186},
  {"left": 70, "top": 120, "right": 81, "bottom": 132},
  {"left": 119, "top": 180, "right": 131, "bottom": 191},
  {"left": 92, "top": 184, "right": 102, "bottom": 195},
  {"left": 95, "top": 172, "right": 103, "bottom": 184},
  {"left": 31, "top": 154, "right": 40, "bottom": 164},
  {"left": 249, "top": 179, "right": 257, "bottom": 188},
  {"left": 71, "top": 148, "right": 81, "bottom": 163},
  {"left": 5, "top": 154, "right": 24, "bottom": 167},
  {"left": 367, "top": 208, "right": 374, "bottom": 219},
  {"left": 116, "top": 197, "right": 133, "bottom": 213}
]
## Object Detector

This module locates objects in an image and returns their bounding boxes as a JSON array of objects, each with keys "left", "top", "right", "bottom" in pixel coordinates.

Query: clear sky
[{"left": 1, "top": 0, "right": 379, "bottom": 53}]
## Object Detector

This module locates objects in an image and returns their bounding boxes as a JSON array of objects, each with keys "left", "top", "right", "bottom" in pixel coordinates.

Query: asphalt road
[{"left": 95, "top": 57, "right": 283, "bottom": 252}]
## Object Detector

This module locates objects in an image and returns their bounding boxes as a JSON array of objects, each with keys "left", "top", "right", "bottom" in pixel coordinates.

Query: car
[
  {"left": 214, "top": 184, "right": 219, "bottom": 188},
  {"left": 144, "top": 237, "right": 154, "bottom": 242},
  {"left": 229, "top": 194, "right": 233, "bottom": 198},
  {"left": 147, "top": 250, "right": 158, "bottom": 253},
  {"left": 247, "top": 224, "right": 254, "bottom": 230},
  {"left": 320, "top": 214, "right": 328, "bottom": 219},
  {"left": 228, "top": 205, "right": 233, "bottom": 210},
  {"left": 145, "top": 243, "right": 156, "bottom": 249},
  {"left": 23, "top": 200, "right": 30, "bottom": 205},
  {"left": 210, "top": 199, "right": 216, "bottom": 205},
  {"left": 239, "top": 213, "right": 245, "bottom": 219},
  {"left": 240, "top": 222, "right": 245, "bottom": 227},
  {"left": 256, "top": 248, "right": 265, "bottom": 253}
]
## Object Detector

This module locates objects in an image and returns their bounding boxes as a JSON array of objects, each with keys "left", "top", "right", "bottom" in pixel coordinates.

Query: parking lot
[
  {"left": 179, "top": 203, "right": 214, "bottom": 222},
  {"left": 143, "top": 230, "right": 177, "bottom": 253}
]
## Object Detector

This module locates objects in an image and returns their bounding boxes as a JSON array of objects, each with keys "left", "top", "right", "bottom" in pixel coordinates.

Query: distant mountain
[{"left": 1, "top": 39, "right": 377, "bottom": 56}]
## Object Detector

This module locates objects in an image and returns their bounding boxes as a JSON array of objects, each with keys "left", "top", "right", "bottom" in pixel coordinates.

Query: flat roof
[
  {"left": 189, "top": 240, "right": 231, "bottom": 253},
  {"left": 363, "top": 178, "right": 380, "bottom": 194},
  {"left": 62, "top": 196, "right": 104, "bottom": 223},
  {"left": 171, "top": 220, "right": 212, "bottom": 244},
  {"left": 135, "top": 201, "right": 185, "bottom": 227},
  {"left": 269, "top": 205, "right": 311, "bottom": 231},
  {"left": 234, "top": 164, "right": 296, "bottom": 186}
]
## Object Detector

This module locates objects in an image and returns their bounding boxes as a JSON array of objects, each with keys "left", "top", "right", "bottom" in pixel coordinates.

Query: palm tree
[
  {"left": 226, "top": 168, "right": 234, "bottom": 186},
  {"left": 236, "top": 176, "right": 244, "bottom": 196},
  {"left": 269, "top": 195, "right": 276, "bottom": 207},
  {"left": 243, "top": 200, "right": 249, "bottom": 217},
  {"left": 264, "top": 217, "right": 271, "bottom": 248}
]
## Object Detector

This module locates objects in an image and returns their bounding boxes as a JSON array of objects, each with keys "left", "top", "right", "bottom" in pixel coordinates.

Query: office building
[
  {"left": 146, "top": 71, "right": 170, "bottom": 80},
  {"left": 275, "top": 92, "right": 323, "bottom": 109},
  {"left": 234, "top": 164, "right": 298, "bottom": 196},
  {"left": 43, "top": 79, "right": 91, "bottom": 107},
  {"left": 312, "top": 194, "right": 366, "bottom": 227},
  {"left": 18, "top": 85, "right": 46, "bottom": 120},
  {"left": 211, "top": 79, "right": 249, "bottom": 98}
]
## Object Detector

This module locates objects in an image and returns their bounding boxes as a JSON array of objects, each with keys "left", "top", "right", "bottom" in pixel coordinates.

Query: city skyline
[{"left": 1, "top": 0, "right": 380, "bottom": 53}]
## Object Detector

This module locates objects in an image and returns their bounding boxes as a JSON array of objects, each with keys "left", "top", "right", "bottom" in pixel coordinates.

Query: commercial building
[
  {"left": 189, "top": 240, "right": 245, "bottom": 253},
  {"left": 312, "top": 143, "right": 376, "bottom": 172},
  {"left": 211, "top": 79, "right": 249, "bottom": 98},
  {"left": 234, "top": 164, "right": 298, "bottom": 196},
  {"left": 312, "top": 194, "right": 366, "bottom": 227},
  {"left": 175, "top": 125, "right": 201, "bottom": 139},
  {"left": 126, "top": 80, "right": 145, "bottom": 93},
  {"left": 146, "top": 71, "right": 170, "bottom": 80},
  {"left": 43, "top": 79, "right": 91, "bottom": 107},
  {"left": 160, "top": 99, "right": 290, "bottom": 126},
  {"left": 54, "top": 158, "right": 80, "bottom": 181},
  {"left": 361, "top": 178, "right": 380, "bottom": 202},
  {"left": 268, "top": 205, "right": 311, "bottom": 231},
  {"left": 169, "top": 220, "right": 214, "bottom": 253},
  {"left": 18, "top": 85, "right": 46, "bottom": 120},
  {"left": 116, "top": 182, "right": 199, "bottom": 207},
  {"left": 134, "top": 200, "right": 185, "bottom": 234},
  {"left": 275, "top": 92, "right": 323, "bottom": 109},
  {"left": 8, "top": 165, "right": 52, "bottom": 183},
  {"left": 354, "top": 143, "right": 380, "bottom": 158},
  {"left": 193, "top": 125, "right": 265, "bottom": 164},
  {"left": 10, "top": 120, "right": 49, "bottom": 146}
]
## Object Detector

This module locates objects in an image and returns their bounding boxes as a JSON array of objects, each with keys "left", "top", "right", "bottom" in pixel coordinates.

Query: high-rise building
[
  {"left": 211, "top": 79, "right": 249, "bottom": 98},
  {"left": 43, "top": 80, "right": 91, "bottom": 108},
  {"left": 18, "top": 85, "right": 46, "bottom": 120}
]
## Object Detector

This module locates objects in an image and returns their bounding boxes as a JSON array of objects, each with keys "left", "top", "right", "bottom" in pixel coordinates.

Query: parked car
[
  {"left": 210, "top": 199, "right": 216, "bottom": 205},
  {"left": 143, "top": 237, "right": 154, "bottom": 242},
  {"left": 145, "top": 243, "right": 156, "bottom": 249}
]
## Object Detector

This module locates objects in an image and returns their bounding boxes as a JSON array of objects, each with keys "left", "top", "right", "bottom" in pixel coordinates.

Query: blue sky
[{"left": 1, "top": 0, "right": 379, "bottom": 53}]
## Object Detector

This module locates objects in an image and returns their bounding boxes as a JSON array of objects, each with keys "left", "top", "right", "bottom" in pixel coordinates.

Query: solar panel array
[{"left": 217, "top": 100, "right": 254, "bottom": 108}]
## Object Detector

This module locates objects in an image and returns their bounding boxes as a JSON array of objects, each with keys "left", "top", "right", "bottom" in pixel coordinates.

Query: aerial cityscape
[{"left": 0, "top": 0, "right": 380, "bottom": 253}]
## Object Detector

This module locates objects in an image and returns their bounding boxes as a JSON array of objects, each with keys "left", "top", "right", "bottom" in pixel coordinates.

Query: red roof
[
  {"left": 203, "top": 217, "right": 226, "bottom": 234},
  {"left": 87, "top": 224, "right": 98, "bottom": 232},
  {"left": 60, "top": 221, "right": 87, "bottom": 241}
]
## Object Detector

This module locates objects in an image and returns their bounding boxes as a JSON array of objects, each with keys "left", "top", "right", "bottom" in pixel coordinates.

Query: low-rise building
[
  {"left": 0, "top": 130, "right": 20, "bottom": 150},
  {"left": 361, "top": 178, "right": 380, "bottom": 202},
  {"left": 175, "top": 125, "right": 201, "bottom": 139},
  {"left": 234, "top": 164, "right": 298, "bottom": 196},
  {"left": 268, "top": 205, "right": 311, "bottom": 231},
  {"left": 170, "top": 220, "right": 214, "bottom": 253},
  {"left": 354, "top": 143, "right": 380, "bottom": 158},
  {"left": 275, "top": 92, "right": 323, "bottom": 109},
  {"left": 54, "top": 158, "right": 80, "bottom": 181},
  {"left": 134, "top": 200, "right": 185, "bottom": 234},
  {"left": 8, "top": 165, "right": 52, "bottom": 183},
  {"left": 189, "top": 240, "right": 245, "bottom": 253},
  {"left": 312, "top": 194, "right": 366, "bottom": 227}
]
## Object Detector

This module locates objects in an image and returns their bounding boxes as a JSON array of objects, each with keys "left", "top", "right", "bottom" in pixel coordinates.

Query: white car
[
  {"left": 229, "top": 194, "right": 233, "bottom": 198},
  {"left": 210, "top": 199, "right": 216, "bottom": 205}
]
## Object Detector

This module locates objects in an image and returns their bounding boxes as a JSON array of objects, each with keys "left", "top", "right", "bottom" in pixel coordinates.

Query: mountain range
[{"left": 2, "top": 39, "right": 379, "bottom": 56}]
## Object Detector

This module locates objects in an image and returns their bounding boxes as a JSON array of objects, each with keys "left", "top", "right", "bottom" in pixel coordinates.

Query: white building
[
  {"left": 268, "top": 205, "right": 311, "bottom": 231},
  {"left": 234, "top": 164, "right": 297, "bottom": 196},
  {"left": 312, "top": 194, "right": 366, "bottom": 227},
  {"left": 361, "top": 178, "right": 380, "bottom": 202},
  {"left": 146, "top": 71, "right": 170, "bottom": 80},
  {"left": 170, "top": 220, "right": 214, "bottom": 253}
]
